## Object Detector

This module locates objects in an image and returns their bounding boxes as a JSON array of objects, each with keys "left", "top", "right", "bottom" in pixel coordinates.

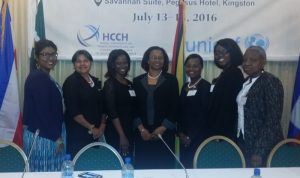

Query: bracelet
[{"left": 88, "top": 125, "right": 95, "bottom": 134}]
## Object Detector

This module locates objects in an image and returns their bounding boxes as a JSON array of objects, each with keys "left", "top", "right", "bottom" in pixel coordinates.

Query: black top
[
  {"left": 132, "top": 72, "right": 179, "bottom": 169},
  {"left": 178, "top": 78, "right": 211, "bottom": 168},
  {"left": 207, "top": 66, "right": 244, "bottom": 140},
  {"left": 62, "top": 71, "right": 104, "bottom": 157},
  {"left": 178, "top": 79, "right": 211, "bottom": 141},
  {"left": 103, "top": 77, "right": 135, "bottom": 153},
  {"left": 133, "top": 72, "right": 179, "bottom": 130}
]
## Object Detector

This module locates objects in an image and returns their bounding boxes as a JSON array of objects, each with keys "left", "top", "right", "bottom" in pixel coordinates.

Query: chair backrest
[
  {"left": 73, "top": 142, "right": 124, "bottom": 171},
  {"left": 193, "top": 135, "right": 246, "bottom": 168},
  {"left": 267, "top": 138, "right": 300, "bottom": 167},
  {"left": 0, "top": 140, "right": 29, "bottom": 172}
]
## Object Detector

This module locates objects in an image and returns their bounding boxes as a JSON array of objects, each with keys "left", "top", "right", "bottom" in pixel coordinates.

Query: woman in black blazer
[
  {"left": 63, "top": 50, "right": 106, "bottom": 158},
  {"left": 133, "top": 46, "right": 179, "bottom": 169},
  {"left": 207, "top": 38, "right": 244, "bottom": 141}
]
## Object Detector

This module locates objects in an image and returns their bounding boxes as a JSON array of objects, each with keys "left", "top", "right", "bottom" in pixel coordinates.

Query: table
[{"left": 1, "top": 168, "right": 299, "bottom": 178}]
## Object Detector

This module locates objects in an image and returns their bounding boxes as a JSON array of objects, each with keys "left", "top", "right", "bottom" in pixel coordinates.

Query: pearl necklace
[
  {"left": 147, "top": 70, "right": 162, "bottom": 80},
  {"left": 187, "top": 78, "right": 201, "bottom": 89}
]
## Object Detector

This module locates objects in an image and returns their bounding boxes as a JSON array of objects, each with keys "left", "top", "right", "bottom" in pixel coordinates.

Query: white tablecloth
[{"left": 1, "top": 168, "right": 299, "bottom": 178}]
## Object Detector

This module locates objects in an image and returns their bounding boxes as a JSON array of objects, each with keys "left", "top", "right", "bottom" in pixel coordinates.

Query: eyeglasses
[{"left": 39, "top": 52, "right": 58, "bottom": 58}]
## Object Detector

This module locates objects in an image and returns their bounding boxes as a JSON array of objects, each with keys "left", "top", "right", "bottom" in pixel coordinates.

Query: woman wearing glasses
[
  {"left": 23, "top": 39, "right": 65, "bottom": 171},
  {"left": 133, "top": 46, "right": 179, "bottom": 169},
  {"left": 207, "top": 38, "right": 244, "bottom": 141},
  {"left": 63, "top": 50, "right": 106, "bottom": 158}
]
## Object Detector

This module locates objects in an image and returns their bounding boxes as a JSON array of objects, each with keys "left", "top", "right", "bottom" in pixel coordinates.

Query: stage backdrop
[{"left": 37, "top": 0, "right": 299, "bottom": 60}]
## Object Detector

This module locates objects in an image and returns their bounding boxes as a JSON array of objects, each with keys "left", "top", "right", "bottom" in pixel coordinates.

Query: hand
[
  {"left": 140, "top": 128, "right": 152, "bottom": 141},
  {"left": 151, "top": 126, "right": 166, "bottom": 140},
  {"left": 179, "top": 133, "right": 191, "bottom": 147},
  {"left": 120, "top": 135, "right": 130, "bottom": 156},
  {"left": 92, "top": 127, "right": 104, "bottom": 140},
  {"left": 251, "top": 154, "right": 262, "bottom": 167},
  {"left": 55, "top": 138, "right": 64, "bottom": 154}
]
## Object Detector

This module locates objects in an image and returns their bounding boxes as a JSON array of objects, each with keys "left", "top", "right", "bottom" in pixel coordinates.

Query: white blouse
[{"left": 236, "top": 75, "right": 260, "bottom": 139}]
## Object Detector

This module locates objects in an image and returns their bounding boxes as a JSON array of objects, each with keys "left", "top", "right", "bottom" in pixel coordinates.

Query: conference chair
[
  {"left": 193, "top": 135, "right": 246, "bottom": 168},
  {"left": 0, "top": 140, "right": 29, "bottom": 172},
  {"left": 73, "top": 142, "right": 124, "bottom": 171},
  {"left": 267, "top": 138, "right": 300, "bottom": 167}
]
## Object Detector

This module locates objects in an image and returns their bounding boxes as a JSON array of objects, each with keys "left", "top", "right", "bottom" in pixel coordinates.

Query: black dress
[
  {"left": 103, "top": 77, "right": 135, "bottom": 157},
  {"left": 178, "top": 79, "right": 211, "bottom": 168},
  {"left": 62, "top": 71, "right": 104, "bottom": 158},
  {"left": 133, "top": 72, "right": 179, "bottom": 169}
]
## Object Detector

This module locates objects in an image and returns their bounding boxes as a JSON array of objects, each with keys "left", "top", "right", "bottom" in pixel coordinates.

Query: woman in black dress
[
  {"left": 133, "top": 46, "right": 179, "bottom": 169},
  {"left": 63, "top": 50, "right": 106, "bottom": 158},
  {"left": 178, "top": 54, "right": 210, "bottom": 168},
  {"left": 103, "top": 49, "right": 135, "bottom": 158}
]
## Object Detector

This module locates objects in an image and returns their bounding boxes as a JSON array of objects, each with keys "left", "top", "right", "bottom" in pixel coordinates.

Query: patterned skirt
[{"left": 23, "top": 125, "right": 66, "bottom": 172}]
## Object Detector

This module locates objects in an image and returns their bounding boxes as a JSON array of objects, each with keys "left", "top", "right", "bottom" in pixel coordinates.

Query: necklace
[
  {"left": 187, "top": 77, "right": 201, "bottom": 89},
  {"left": 147, "top": 70, "right": 162, "bottom": 80}
]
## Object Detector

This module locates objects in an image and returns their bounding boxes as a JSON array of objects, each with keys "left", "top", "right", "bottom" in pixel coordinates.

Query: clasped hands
[
  {"left": 90, "top": 126, "right": 105, "bottom": 140},
  {"left": 140, "top": 126, "right": 166, "bottom": 141}
]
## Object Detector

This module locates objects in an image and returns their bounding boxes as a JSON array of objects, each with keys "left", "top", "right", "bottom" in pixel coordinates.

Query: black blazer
[
  {"left": 132, "top": 72, "right": 179, "bottom": 130},
  {"left": 207, "top": 66, "right": 244, "bottom": 140},
  {"left": 244, "top": 72, "right": 284, "bottom": 162}
]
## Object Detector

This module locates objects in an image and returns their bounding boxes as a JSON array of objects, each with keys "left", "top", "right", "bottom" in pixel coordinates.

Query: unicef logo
[
  {"left": 77, "top": 25, "right": 100, "bottom": 47},
  {"left": 244, "top": 34, "right": 269, "bottom": 50}
]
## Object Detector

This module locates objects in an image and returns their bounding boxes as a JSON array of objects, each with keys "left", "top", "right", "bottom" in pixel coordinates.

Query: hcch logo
[
  {"left": 77, "top": 25, "right": 129, "bottom": 47},
  {"left": 77, "top": 25, "right": 100, "bottom": 47},
  {"left": 244, "top": 33, "right": 269, "bottom": 50},
  {"left": 94, "top": 0, "right": 102, "bottom": 6}
]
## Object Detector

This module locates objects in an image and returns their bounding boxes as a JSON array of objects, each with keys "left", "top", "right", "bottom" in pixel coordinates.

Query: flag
[
  {"left": 0, "top": 0, "right": 22, "bottom": 146},
  {"left": 171, "top": 0, "right": 186, "bottom": 164},
  {"left": 171, "top": 0, "right": 186, "bottom": 90},
  {"left": 29, "top": 0, "right": 45, "bottom": 70},
  {"left": 288, "top": 56, "right": 300, "bottom": 140}
]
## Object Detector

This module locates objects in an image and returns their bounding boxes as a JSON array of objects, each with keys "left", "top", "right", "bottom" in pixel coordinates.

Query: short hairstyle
[
  {"left": 71, "top": 49, "right": 93, "bottom": 64},
  {"left": 184, "top": 53, "right": 204, "bottom": 68},
  {"left": 141, "top": 46, "right": 169, "bottom": 72},
  {"left": 105, "top": 49, "right": 131, "bottom": 78},
  {"left": 32, "top": 39, "right": 57, "bottom": 70},
  {"left": 34, "top": 39, "right": 57, "bottom": 57},
  {"left": 246, "top": 46, "right": 266, "bottom": 60},
  {"left": 214, "top": 38, "right": 243, "bottom": 68}
]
